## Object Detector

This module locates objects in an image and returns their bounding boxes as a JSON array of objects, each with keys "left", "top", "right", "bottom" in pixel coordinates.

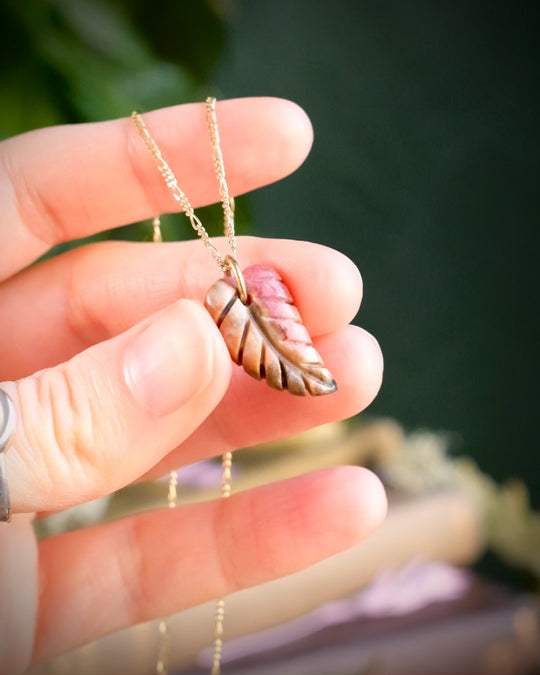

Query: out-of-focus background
[
  {"left": 209, "top": 0, "right": 540, "bottom": 510},
  {"left": 2, "top": 1, "right": 539, "bottom": 674},
  {"left": 2, "top": 0, "right": 538, "bottom": 504}
]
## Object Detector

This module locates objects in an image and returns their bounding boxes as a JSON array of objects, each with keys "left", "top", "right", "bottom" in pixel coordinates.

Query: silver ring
[{"left": 0, "top": 389, "right": 16, "bottom": 522}]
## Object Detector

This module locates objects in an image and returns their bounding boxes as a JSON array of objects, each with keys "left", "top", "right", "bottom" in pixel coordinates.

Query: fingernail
[{"left": 124, "top": 300, "right": 214, "bottom": 415}]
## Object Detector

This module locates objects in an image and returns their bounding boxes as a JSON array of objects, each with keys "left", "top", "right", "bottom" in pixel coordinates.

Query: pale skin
[{"left": 0, "top": 97, "right": 387, "bottom": 673}]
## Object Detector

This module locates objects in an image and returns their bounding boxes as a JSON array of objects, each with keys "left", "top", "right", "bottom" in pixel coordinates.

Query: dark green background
[
  {"left": 1, "top": 1, "right": 538, "bottom": 504},
  {"left": 211, "top": 1, "right": 540, "bottom": 505}
]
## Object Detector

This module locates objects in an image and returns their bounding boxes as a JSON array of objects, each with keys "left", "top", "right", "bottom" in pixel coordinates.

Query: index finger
[{"left": 0, "top": 97, "right": 313, "bottom": 280}]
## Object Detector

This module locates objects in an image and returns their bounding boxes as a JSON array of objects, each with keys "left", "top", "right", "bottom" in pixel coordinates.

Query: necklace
[{"left": 132, "top": 97, "right": 337, "bottom": 675}]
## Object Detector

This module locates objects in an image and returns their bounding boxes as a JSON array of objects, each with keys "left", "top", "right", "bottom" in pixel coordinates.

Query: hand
[{"left": 0, "top": 98, "right": 386, "bottom": 673}]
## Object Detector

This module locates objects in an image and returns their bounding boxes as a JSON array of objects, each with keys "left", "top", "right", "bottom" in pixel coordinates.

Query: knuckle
[
  {"left": 212, "top": 500, "right": 244, "bottom": 593},
  {"left": 63, "top": 245, "right": 112, "bottom": 348},
  {"left": 213, "top": 492, "right": 279, "bottom": 594},
  {"left": 1, "top": 138, "right": 65, "bottom": 247},
  {"left": 113, "top": 518, "right": 153, "bottom": 625},
  {"left": 15, "top": 360, "right": 126, "bottom": 501}
]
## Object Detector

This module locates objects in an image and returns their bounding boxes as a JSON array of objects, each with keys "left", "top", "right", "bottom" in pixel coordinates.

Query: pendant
[{"left": 205, "top": 261, "right": 337, "bottom": 396}]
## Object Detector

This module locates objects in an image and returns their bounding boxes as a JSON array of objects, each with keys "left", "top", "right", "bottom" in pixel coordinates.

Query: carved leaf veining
[{"left": 205, "top": 265, "right": 337, "bottom": 396}]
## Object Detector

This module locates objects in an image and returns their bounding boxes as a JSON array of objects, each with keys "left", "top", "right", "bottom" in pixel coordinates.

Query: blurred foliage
[{"left": 0, "top": 0, "right": 251, "bottom": 251}]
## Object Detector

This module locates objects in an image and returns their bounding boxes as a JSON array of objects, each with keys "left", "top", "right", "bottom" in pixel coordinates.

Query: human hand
[{"left": 0, "top": 98, "right": 386, "bottom": 673}]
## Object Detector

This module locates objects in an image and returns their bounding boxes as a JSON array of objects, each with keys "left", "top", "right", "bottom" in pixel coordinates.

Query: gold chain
[
  {"left": 133, "top": 99, "right": 235, "bottom": 675},
  {"left": 210, "top": 451, "right": 233, "bottom": 675},
  {"left": 205, "top": 99, "right": 237, "bottom": 261},
  {"left": 155, "top": 469, "right": 178, "bottom": 675},
  {"left": 131, "top": 97, "right": 236, "bottom": 272},
  {"left": 152, "top": 216, "right": 163, "bottom": 243},
  {"left": 153, "top": 214, "right": 177, "bottom": 675}
]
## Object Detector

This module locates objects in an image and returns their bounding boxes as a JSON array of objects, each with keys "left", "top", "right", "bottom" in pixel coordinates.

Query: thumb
[{"left": 2, "top": 299, "right": 231, "bottom": 513}]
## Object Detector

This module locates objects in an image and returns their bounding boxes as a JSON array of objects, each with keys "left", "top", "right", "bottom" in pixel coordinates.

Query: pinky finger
[{"left": 33, "top": 466, "right": 386, "bottom": 662}]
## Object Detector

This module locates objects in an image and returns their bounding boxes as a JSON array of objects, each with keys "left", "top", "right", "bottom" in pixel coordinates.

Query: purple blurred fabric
[{"left": 175, "top": 561, "right": 539, "bottom": 674}]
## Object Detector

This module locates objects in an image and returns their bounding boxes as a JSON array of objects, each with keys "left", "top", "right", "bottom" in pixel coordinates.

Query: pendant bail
[{"left": 224, "top": 255, "right": 248, "bottom": 305}]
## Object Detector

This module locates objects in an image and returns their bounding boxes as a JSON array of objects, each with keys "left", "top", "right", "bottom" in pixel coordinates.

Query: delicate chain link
[
  {"left": 152, "top": 216, "right": 163, "bottom": 243},
  {"left": 135, "top": 102, "right": 235, "bottom": 675},
  {"left": 155, "top": 617, "right": 170, "bottom": 675},
  {"left": 131, "top": 97, "right": 236, "bottom": 272},
  {"left": 155, "top": 470, "right": 179, "bottom": 675},
  {"left": 205, "top": 97, "right": 237, "bottom": 260},
  {"left": 210, "top": 451, "right": 233, "bottom": 675},
  {"left": 153, "top": 212, "right": 177, "bottom": 675},
  {"left": 210, "top": 599, "right": 226, "bottom": 675}
]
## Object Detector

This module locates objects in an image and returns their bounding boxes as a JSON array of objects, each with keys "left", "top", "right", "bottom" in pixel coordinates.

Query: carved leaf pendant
[{"left": 205, "top": 265, "right": 337, "bottom": 396}]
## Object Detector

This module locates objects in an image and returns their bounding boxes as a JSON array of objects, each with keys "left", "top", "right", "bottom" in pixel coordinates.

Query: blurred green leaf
[
  {"left": 46, "top": 0, "right": 154, "bottom": 66},
  {"left": 0, "top": 69, "right": 65, "bottom": 138},
  {"left": 0, "top": 0, "right": 202, "bottom": 126},
  {"left": 0, "top": 0, "right": 254, "bottom": 254},
  {"left": 125, "top": 0, "right": 226, "bottom": 81}
]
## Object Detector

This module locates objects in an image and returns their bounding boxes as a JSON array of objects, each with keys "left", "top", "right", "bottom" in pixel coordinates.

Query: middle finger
[{"left": 0, "top": 237, "right": 363, "bottom": 380}]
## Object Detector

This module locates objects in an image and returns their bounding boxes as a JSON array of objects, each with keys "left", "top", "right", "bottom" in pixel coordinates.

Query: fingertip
[
  {"left": 123, "top": 299, "right": 231, "bottom": 416},
  {"left": 335, "top": 465, "right": 388, "bottom": 539},
  {"left": 317, "top": 325, "right": 384, "bottom": 420},
  {"left": 312, "top": 246, "right": 363, "bottom": 324},
  {"left": 359, "top": 327, "right": 384, "bottom": 399},
  {"left": 178, "top": 298, "right": 233, "bottom": 374},
  {"left": 284, "top": 465, "right": 387, "bottom": 563},
  {"left": 259, "top": 97, "right": 314, "bottom": 173},
  {"left": 175, "top": 298, "right": 234, "bottom": 400},
  {"left": 216, "top": 97, "right": 314, "bottom": 187}
]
